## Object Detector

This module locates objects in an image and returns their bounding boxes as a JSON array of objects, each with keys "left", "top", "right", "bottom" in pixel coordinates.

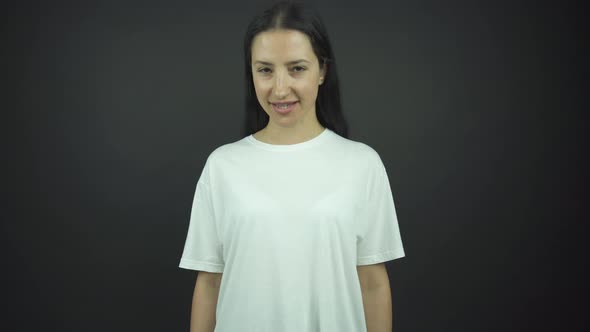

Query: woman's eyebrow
[{"left": 254, "top": 59, "right": 310, "bottom": 66}]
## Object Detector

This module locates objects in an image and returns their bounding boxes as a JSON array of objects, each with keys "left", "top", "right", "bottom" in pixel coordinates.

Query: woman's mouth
[{"left": 271, "top": 101, "right": 298, "bottom": 114}]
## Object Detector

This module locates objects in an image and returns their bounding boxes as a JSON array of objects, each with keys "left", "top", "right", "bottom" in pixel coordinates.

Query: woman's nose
[{"left": 273, "top": 71, "right": 290, "bottom": 98}]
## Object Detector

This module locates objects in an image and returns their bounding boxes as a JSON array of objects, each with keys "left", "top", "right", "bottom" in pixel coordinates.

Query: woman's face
[{"left": 251, "top": 29, "right": 325, "bottom": 130}]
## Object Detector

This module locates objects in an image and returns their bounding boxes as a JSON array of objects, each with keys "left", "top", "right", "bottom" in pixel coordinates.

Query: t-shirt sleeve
[
  {"left": 356, "top": 149, "right": 405, "bottom": 265},
  {"left": 179, "top": 158, "right": 224, "bottom": 272}
]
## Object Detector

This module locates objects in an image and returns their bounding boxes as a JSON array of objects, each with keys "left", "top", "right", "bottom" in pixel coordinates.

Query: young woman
[{"left": 179, "top": 2, "right": 405, "bottom": 331}]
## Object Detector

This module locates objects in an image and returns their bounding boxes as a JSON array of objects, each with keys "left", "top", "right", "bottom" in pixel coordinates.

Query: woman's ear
[{"left": 319, "top": 63, "right": 327, "bottom": 85}]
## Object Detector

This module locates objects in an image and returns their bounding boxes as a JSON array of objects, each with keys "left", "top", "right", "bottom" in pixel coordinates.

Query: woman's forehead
[{"left": 251, "top": 29, "right": 315, "bottom": 62}]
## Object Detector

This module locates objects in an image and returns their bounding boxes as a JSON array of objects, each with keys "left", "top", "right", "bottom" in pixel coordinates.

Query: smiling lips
[{"left": 271, "top": 101, "right": 298, "bottom": 114}]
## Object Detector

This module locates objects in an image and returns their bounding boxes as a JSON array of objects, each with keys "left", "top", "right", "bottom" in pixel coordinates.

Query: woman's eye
[{"left": 256, "top": 66, "right": 306, "bottom": 74}]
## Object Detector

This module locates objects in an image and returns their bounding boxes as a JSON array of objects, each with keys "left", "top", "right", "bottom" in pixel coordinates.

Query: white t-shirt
[{"left": 179, "top": 127, "right": 405, "bottom": 331}]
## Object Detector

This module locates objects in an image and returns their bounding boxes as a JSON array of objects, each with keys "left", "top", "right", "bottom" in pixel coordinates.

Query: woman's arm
[
  {"left": 190, "top": 271, "right": 222, "bottom": 332},
  {"left": 357, "top": 263, "right": 393, "bottom": 332}
]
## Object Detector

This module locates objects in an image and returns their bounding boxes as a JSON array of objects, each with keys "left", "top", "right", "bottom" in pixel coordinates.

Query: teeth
[{"left": 276, "top": 103, "right": 294, "bottom": 109}]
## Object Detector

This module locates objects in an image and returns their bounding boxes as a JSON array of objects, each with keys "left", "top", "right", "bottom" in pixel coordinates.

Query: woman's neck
[{"left": 253, "top": 123, "right": 326, "bottom": 145}]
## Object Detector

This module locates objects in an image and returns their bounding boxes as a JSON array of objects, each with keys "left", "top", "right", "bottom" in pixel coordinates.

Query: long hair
[{"left": 242, "top": 1, "right": 349, "bottom": 138}]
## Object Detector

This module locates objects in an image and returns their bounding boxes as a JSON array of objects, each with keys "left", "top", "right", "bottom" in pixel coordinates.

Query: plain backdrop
[{"left": 5, "top": 0, "right": 586, "bottom": 331}]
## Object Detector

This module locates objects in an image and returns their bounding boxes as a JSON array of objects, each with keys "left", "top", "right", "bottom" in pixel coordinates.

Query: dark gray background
[{"left": 6, "top": 0, "right": 586, "bottom": 331}]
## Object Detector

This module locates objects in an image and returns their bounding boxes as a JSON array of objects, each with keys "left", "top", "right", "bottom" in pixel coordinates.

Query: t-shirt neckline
[{"left": 246, "top": 128, "right": 332, "bottom": 151}]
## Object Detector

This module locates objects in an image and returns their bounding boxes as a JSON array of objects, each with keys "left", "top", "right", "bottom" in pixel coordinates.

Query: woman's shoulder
[
  {"left": 203, "top": 136, "right": 252, "bottom": 163},
  {"left": 331, "top": 133, "right": 382, "bottom": 161}
]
